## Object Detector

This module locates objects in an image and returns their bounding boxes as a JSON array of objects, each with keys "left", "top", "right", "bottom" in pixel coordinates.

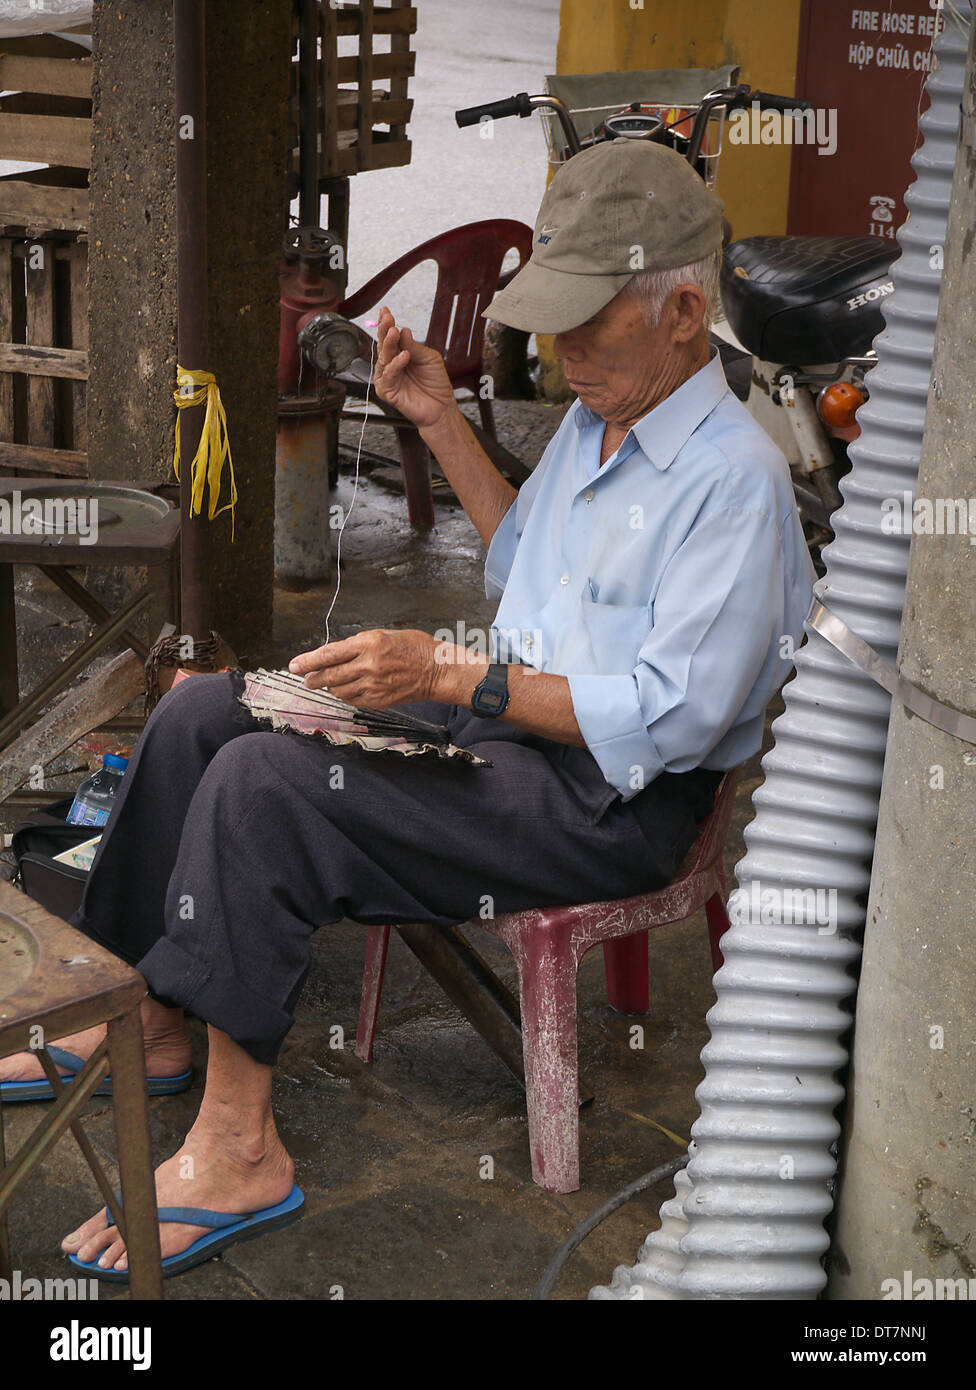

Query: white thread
[{"left": 324, "top": 356, "right": 374, "bottom": 645}]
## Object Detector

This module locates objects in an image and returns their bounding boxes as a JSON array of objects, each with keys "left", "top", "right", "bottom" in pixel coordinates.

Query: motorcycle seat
[{"left": 721, "top": 234, "right": 899, "bottom": 365}]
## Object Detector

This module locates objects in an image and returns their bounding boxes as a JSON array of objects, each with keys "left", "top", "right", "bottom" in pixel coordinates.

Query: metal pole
[
  {"left": 174, "top": 0, "right": 210, "bottom": 643},
  {"left": 828, "top": 17, "right": 976, "bottom": 1298},
  {"left": 298, "top": 0, "right": 320, "bottom": 228}
]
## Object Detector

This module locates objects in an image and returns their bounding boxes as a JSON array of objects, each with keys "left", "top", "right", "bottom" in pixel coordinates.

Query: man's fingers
[
  {"left": 322, "top": 679, "right": 370, "bottom": 704},
  {"left": 288, "top": 645, "right": 327, "bottom": 674},
  {"left": 376, "top": 322, "right": 399, "bottom": 367},
  {"left": 289, "top": 635, "right": 363, "bottom": 674},
  {"left": 400, "top": 325, "right": 429, "bottom": 361},
  {"left": 303, "top": 655, "right": 363, "bottom": 691},
  {"left": 377, "top": 308, "right": 413, "bottom": 366}
]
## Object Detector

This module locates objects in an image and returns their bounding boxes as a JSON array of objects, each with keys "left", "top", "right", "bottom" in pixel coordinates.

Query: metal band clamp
[{"left": 806, "top": 597, "right": 976, "bottom": 747}]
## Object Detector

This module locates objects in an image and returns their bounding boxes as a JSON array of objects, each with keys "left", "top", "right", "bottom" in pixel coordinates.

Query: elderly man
[{"left": 0, "top": 140, "right": 813, "bottom": 1278}]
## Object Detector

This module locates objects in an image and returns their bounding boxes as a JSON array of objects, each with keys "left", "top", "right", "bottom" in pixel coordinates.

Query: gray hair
[{"left": 621, "top": 247, "right": 723, "bottom": 333}]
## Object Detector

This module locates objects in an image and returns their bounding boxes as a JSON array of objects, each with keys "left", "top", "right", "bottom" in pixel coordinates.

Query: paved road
[{"left": 307, "top": 0, "right": 561, "bottom": 337}]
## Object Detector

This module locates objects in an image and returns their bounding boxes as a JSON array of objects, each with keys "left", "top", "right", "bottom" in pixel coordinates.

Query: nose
[{"left": 553, "top": 329, "right": 582, "bottom": 361}]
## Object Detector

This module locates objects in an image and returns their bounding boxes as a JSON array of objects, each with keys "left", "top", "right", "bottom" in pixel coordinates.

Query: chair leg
[
  {"left": 477, "top": 394, "right": 496, "bottom": 440},
  {"left": 0, "top": 1101, "right": 11, "bottom": 1282},
  {"left": 106, "top": 1008, "right": 163, "bottom": 1300},
  {"left": 602, "top": 933, "right": 649, "bottom": 1013},
  {"left": 705, "top": 891, "right": 731, "bottom": 973},
  {"left": 394, "top": 427, "right": 435, "bottom": 531},
  {"left": 355, "top": 925, "right": 392, "bottom": 1063},
  {"left": 514, "top": 927, "right": 581, "bottom": 1194}
]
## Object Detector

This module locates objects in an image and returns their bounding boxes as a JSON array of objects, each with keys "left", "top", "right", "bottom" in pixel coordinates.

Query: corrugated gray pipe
[{"left": 591, "top": 13, "right": 970, "bottom": 1300}]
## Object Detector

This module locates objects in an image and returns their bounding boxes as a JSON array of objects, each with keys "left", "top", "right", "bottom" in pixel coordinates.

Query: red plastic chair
[
  {"left": 354, "top": 767, "right": 741, "bottom": 1194},
  {"left": 337, "top": 219, "right": 534, "bottom": 529}
]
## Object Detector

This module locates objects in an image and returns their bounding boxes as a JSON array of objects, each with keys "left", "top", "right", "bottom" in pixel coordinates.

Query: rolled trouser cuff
[{"left": 138, "top": 935, "right": 296, "bottom": 1067}]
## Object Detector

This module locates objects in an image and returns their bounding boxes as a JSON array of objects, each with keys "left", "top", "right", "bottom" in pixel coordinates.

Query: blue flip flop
[
  {"left": 67, "top": 1184, "right": 306, "bottom": 1281},
  {"left": 0, "top": 1045, "right": 192, "bottom": 1103}
]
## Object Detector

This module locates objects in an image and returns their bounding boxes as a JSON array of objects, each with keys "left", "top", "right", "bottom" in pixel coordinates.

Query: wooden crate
[
  {"left": 0, "top": 34, "right": 91, "bottom": 479},
  {"left": 0, "top": 33, "right": 92, "bottom": 234},
  {"left": 293, "top": 0, "right": 417, "bottom": 183},
  {"left": 0, "top": 235, "right": 88, "bottom": 478}
]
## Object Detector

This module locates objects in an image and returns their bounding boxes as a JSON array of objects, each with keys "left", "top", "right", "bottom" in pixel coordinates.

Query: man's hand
[
  {"left": 374, "top": 306, "right": 457, "bottom": 430},
  {"left": 289, "top": 629, "right": 441, "bottom": 707}
]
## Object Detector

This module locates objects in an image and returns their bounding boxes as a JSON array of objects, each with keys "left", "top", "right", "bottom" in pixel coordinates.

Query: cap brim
[{"left": 482, "top": 260, "right": 635, "bottom": 335}]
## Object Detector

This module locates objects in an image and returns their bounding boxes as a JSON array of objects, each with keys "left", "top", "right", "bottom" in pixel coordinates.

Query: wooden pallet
[
  {"left": 0, "top": 34, "right": 91, "bottom": 480},
  {"left": 294, "top": 0, "right": 416, "bottom": 182},
  {"left": 0, "top": 34, "right": 91, "bottom": 235},
  {"left": 0, "top": 235, "right": 88, "bottom": 479}
]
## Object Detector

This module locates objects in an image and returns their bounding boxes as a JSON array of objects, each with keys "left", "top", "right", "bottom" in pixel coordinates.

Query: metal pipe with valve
[{"left": 275, "top": 225, "right": 352, "bottom": 590}]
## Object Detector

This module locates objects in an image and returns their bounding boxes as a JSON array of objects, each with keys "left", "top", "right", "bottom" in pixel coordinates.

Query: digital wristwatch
[{"left": 471, "top": 662, "right": 510, "bottom": 718}]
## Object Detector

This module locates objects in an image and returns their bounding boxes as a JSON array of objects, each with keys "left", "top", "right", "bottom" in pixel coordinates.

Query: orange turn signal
[{"left": 817, "top": 380, "right": 866, "bottom": 430}]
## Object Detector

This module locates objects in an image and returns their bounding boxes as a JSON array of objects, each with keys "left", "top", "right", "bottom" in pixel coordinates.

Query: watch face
[
  {"left": 475, "top": 686, "right": 505, "bottom": 713},
  {"left": 473, "top": 663, "right": 509, "bottom": 716}
]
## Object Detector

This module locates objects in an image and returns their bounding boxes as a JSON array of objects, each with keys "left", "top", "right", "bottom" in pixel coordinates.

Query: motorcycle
[{"left": 455, "top": 83, "right": 900, "bottom": 563}]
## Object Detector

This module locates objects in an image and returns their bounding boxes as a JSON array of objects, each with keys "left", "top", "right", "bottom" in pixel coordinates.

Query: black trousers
[{"left": 70, "top": 671, "right": 721, "bottom": 1066}]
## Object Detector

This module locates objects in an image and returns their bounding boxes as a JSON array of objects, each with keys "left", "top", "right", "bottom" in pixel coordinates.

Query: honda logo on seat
[{"left": 847, "top": 281, "right": 894, "bottom": 311}]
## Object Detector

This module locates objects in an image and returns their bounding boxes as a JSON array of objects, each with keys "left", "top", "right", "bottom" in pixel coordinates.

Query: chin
[{"left": 571, "top": 385, "right": 605, "bottom": 412}]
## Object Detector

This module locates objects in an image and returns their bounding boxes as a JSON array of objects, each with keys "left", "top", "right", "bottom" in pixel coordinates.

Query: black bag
[{"left": 11, "top": 798, "right": 95, "bottom": 920}]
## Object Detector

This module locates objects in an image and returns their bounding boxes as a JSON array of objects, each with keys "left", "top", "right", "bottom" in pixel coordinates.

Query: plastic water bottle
[{"left": 67, "top": 753, "right": 130, "bottom": 827}]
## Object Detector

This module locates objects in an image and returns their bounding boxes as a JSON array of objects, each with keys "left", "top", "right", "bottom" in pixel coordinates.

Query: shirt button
[
  {"left": 584, "top": 489, "right": 595, "bottom": 504},
  {"left": 560, "top": 574, "right": 570, "bottom": 586}
]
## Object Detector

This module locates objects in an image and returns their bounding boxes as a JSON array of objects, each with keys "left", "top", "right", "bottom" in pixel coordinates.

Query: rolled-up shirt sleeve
[{"left": 567, "top": 507, "right": 784, "bottom": 798}]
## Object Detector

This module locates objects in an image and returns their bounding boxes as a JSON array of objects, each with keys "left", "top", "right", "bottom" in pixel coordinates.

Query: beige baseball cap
[{"left": 484, "top": 138, "right": 724, "bottom": 335}]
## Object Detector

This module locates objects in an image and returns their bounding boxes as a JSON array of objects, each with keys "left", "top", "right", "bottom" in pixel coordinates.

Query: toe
[
  {"left": 98, "top": 1237, "right": 126, "bottom": 1270},
  {"left": 62, "top": 1211, "right": 107, "bottom": 1252},
  {"left": 74, "top": 1225, "right": 119, "bottom": 1264}
]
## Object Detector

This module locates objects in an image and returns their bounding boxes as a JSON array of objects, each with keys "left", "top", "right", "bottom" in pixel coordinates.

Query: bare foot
[
  {"left": 61, "top": 1118, "right": 295, "bottom": 1272},
  {"left": 0, "top": 997, "right": 191, "bottom": 1083}
]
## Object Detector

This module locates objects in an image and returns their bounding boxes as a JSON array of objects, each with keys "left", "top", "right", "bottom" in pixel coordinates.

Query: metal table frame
[
  {"left": 0, "top": 478, "right": 180, "bottom": 754},
  {"left": 0, "top": 878, "right": 163, "bottom": 1299}
]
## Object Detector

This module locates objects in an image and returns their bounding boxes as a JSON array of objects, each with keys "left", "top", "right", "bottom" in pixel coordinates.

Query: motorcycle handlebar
[
  {"left": 753, "top": 90, "right": 814, "bottom": 113},
  {"left": 455, "top": 93, "right": 532, "bottom": 127}
]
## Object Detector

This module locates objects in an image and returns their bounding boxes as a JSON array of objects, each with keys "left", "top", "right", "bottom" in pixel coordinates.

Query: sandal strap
[
  {"left": 156, "top": 1206, "right": 248, "bottom": 1229},
  {"left": 103, "top": 1203, "right": 248, "bottom": 1231},
  {"left": 44, "top": 1045, "right": 86, "bottom": 1073}
]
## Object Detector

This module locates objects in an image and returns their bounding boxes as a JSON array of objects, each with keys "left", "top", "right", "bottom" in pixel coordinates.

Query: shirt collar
[{"left": 570, "top": 350, "right": 730, "bottom": 473}]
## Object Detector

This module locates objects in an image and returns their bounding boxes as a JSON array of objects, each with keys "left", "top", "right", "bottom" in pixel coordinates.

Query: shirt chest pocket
[{"left": 579, "top": 597, "right": 653, "bottom": 675}]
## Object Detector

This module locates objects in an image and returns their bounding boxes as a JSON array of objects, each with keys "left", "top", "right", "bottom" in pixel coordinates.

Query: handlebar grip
[
  {"left": 754, "top": 90, "right": 813, "bottom": 113},
  {"left": 455, "top": 93, "right": 530, "bottom": 127}
]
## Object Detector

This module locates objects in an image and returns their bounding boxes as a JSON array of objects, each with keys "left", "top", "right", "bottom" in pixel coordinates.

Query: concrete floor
[{"left": 1, "top": 401, "right": 779, "bottom": 1301}]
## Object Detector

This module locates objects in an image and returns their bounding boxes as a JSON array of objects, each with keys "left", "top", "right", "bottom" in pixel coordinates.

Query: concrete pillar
[
  {"left": 88, "top": 0, "right": 177, "bottom": 488},
  {"left": 828, "top": 21, "right": 976, "bottom": 1300},
  {"left": 88, "top": 0, "right": 290, "bottom": 655}
]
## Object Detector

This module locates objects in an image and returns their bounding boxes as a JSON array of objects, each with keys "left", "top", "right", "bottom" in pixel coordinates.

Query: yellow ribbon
[{"left": 173, "top": 366, "right": 238, "bottom": 540}]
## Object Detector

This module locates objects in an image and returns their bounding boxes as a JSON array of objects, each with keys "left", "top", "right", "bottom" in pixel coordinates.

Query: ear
[{"left": 667, "top": 284, "right": 708, "bottom": 344}]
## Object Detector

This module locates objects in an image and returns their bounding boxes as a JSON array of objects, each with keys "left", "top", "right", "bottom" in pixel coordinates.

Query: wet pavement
[{"left": 1, "top": 400, "right": 779, "bottom": 1301}]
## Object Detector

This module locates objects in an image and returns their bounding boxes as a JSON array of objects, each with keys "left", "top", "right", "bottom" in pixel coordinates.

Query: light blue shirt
[{"left": 484, "top": 351, "right": 816, "bottom": 801}]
